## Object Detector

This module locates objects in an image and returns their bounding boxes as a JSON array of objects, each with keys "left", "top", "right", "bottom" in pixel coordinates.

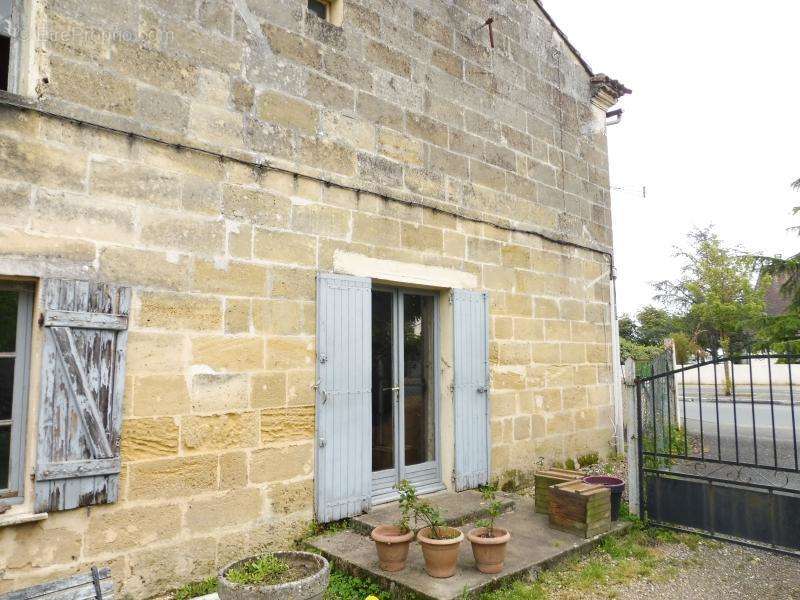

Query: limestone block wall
[
  {"left": 0, "top": 103, "right": 614, "bottom": 597},
  {"left": 25, "top": 0, "right": 613, "bottom": 254}
]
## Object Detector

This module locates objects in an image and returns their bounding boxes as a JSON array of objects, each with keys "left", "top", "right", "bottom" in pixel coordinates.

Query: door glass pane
[
  {"left": 371, "top": 291, "right": 394, "bottom": 472},
  {"left": 0, "top": 291, "right": 17, "bottom": 353},
  {"left": 0, "top": 425, "right": 9, "bottom": 489},
  {"left": 403, "top": 294, "right": 436, "bottom": 466},
  {"left": 0, "top": 357, "right": 13, "bottom": 421}
]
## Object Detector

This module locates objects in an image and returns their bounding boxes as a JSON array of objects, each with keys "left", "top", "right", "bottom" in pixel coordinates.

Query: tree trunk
[{"left": 721, "top": 337, "right": 732, "bottom": 396}]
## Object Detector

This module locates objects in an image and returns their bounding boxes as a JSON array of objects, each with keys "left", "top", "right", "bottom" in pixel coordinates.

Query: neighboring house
[
  {"left": 764, "top": 272, "right": 792, "bottom": 316},
  {"left": 0, "top": 0, "right": 627, "bottom": 596}
]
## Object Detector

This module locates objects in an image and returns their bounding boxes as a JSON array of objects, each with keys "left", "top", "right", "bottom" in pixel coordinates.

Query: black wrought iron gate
[{"left": 636, "top": 352, "right": 800, "bottom": 554}]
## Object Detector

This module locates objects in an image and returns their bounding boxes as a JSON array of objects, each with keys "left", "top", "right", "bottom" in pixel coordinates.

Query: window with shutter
[
  {"left": 0, "top": 0, "right": 24, "bottom": 93},
  {"left": 0, "top": 281, "right": 33, "bottom": 507},
  {"left": 35, "top": 279, "right": 130, "bottom": 513},
  {"left": 452, "top": 289, "right": 490, "bottom": 491}
]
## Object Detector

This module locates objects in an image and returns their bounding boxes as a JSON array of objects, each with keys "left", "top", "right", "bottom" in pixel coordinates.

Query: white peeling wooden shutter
[
  {"left": 315, "top": 273, "right": 371, "bottom": 522},
  {"left": 35, "top": 279, "right": 130, "bottom": 512},
  {"left": 453, "top": 289, "right": 490, "bottom": 491}
]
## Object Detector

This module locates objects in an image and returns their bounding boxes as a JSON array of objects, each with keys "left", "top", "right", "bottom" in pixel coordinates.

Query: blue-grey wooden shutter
[
  {"left": 315, "top": 273, "right": 372, "bottom": 522},
  {"left": 453, "top": 289, "right": 490, "bottom": 491},
  {"left": 35, "top": 279, "right": 130, "bottom": 512}
]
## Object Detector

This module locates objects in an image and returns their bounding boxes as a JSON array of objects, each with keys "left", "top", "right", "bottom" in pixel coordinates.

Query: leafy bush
[
  {"left": 620, "top": 338, "right": 663, "bottom": 363},
  {"left": 476, "top": 485, "right": 504, "bottom": 537},
  {"left": 576, "top": 452, "right": 599, "bottom": 468}
]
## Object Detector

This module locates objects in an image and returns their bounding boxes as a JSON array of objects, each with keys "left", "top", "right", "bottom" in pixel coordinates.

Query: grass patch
[
  {"left": 481, "top": 523, "right": 706, "bottom": 600},
  {"left": 172, "top": 577, "right": 217, "bottom": 600},
  {"left": 225, "top": 554, "right": 293, "bottom": 586},
  {"left": 324, "top": 568, "right": 391, "bottom": 600}
]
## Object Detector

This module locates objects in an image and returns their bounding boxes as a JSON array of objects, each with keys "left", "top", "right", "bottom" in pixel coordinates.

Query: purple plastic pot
[{"left": 583, "top": 475, "right": 625, "bottom": 521}]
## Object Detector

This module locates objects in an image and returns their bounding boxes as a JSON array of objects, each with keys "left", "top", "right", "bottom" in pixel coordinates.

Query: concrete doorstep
[{"left": 308, "top": 491, "right": 630, "bottom": 600}]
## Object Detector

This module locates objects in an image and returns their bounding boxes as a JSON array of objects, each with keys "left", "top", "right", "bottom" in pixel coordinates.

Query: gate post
[{"left": 623, "top": 358, "right": 640, "bottom": 516}]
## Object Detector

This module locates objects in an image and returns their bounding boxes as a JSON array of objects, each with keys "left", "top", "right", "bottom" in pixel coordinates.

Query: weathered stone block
[
  {"left": 100, "top": 246, "right": 190, "bottom": 291},
  {"left": 352, "top": 213, "right": 401, "bottom": 246},
  {"left": 268, "top": 479, "right": 313, "bottom": 515},
  {"left": 126, "top": 332, "right": 187, "bottom": 375},
  {"left": 137, "top": 291, "right": 222, "bottom": 331},
  {"left": 251, "top": 372, "right": 286, "bottom": 408},
  {"left": 269, "top": 266, "right": 316, "bottom": 300},
  {"left": 90, "top": 159, "right": 182, "bottom": 208},
  {"left": 261, "top": 406, "right": 314, "bottom": 443},
  {"left": 377, "top": 129, "right": 423, "bottom": 166},
  {"left": 0, "top": 132, "right": 87, "bottom": 192},
  {"left": 140, "top": 212, "right": 225, "bottom": 255},
  {"left": 133, "top": 374, "right": 191, "bottom": 417},
  {"left": 185, "top": 488, "right": 263, "bottom": 531},
  {"left": 0, "top": 229, "right": 95, "bottom": 265},
  {"left": 257, "top": 91, "right": 319, "bottom": 135},
  {"left": 121, "top": 417, "right": 179, "bottom": 461},
  {"left": 225, "top": 298, "right": 251, "bottom": 334},
  {"left": 48, "top": 56, "right": 136, "bottom": 115},
  {"left": 188, "top": 103, "right": 243, "bottom": 148},
  {"left": 192, "top": 259, "right": 267, "bottom": 296},
  {"left": 366, "top": 40, "right": 411, "bottom": 78},
  {"left": 220, "top": 450, "right": 248, "bottom": 489},
  {"left": 249, "top": 443, "right": 313, "bottom": 484},
  {"left": 297, "top": 136, "right": 356, "bottom": 177},
  {"left": 191, "top": 373, "right": 250, "bottom": 413},
  {"left": 253, "top": 229, "right": 317, "bottom": 266},
  {"left": 182, "top": 412, "right": 259, "bottom": 451},
  {"left": 31, "top": 190, "right": 136, "bottom": 244},
  {"left": 401, "top": 223, "right": 443, "bottom": 253},
  {"left": 254, "top": 299, "right": 305, "bottom": 335},
  {"left": 128, "top": 455, "right": 218, "bottom": 500},
  {"left": 85, "top": 504, "right": 182, "bottom": 554},
  {"left": 266, "top": 337, "right": 314, "bottom": 370},
  {"left": 191, "top": 336, "right": 264, "bottom": 371},
  {"left": 406, "top": 112, "right": 448, "bottom": 147}
]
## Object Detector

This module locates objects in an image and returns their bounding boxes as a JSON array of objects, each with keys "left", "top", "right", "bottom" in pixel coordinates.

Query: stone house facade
[{"left": 0, "top": 0, "right": 627, "bottom": 597}]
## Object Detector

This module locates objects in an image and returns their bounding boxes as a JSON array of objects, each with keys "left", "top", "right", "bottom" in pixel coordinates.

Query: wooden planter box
[
  {"left": 548, "top": 480, "right": 611, "bottom": 538},
  {"left": 533, "top": 468, "right": 585, "bottom": 514}
]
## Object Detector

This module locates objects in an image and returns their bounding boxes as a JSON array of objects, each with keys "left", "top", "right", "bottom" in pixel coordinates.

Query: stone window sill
[{"left": 0, "top": 511, "right": 48, "bottom": 528}]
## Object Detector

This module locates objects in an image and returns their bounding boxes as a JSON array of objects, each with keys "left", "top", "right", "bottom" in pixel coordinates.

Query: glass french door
[{"left": 371, "top": 287, "right": 443, "bottom": 504}]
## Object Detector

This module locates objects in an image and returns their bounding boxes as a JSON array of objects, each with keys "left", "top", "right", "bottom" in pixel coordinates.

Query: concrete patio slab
[{"left": 309, "top": 495, "right": 630, "bottom": 600}]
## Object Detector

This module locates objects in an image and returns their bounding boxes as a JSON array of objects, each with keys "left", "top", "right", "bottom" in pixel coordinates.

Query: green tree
[
  {"left": 618, "top": 314, "right": 637, "bottom": 342},
  {"left": 671, "top": 331, "right": 702, "bottom": 365},
  {"left": 751, "top": 180, "right": 800, "bottom": 353},
  {"left": 635, "top": 305, "right": 677, "bottom": 347},
  {"left": 655, "top": 227, "right": 768, "bottom": 394}
]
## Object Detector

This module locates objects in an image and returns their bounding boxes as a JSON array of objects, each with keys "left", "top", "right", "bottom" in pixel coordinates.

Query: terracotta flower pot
[
  {"left": 416, "top": 526, "right": 464, "bottom": 578},
  {"left": 467, "top": 526, "right": 511, "bottom": 574},
  {"left": 370, "top": 525, "right": 415, "bottom": 572}
]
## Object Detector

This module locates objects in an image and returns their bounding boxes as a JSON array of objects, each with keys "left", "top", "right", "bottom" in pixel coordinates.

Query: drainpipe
[{"left": 609, "top": 261, "right": 624, "bottom": 454}]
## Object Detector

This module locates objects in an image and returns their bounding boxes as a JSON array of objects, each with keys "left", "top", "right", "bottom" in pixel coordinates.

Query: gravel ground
[{"left": 589, "top": 541, "right": 800, "bottom": 600}]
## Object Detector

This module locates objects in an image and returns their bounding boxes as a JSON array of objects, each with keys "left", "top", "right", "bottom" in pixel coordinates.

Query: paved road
[
  {"left": 658, "top": 399, "right": 800, "bottom": 488},
  {"left": 679, "top": 384, "right": 798, "bottom": 404}
]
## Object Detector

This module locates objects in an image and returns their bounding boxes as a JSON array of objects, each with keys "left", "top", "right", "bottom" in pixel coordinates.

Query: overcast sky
[{"left": 543, "top": 2, "right": 800, "bottom": 316}]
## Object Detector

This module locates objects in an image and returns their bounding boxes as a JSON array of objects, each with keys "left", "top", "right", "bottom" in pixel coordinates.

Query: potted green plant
[
  {"left": 218, "top": 551, "right": 329, "bottom": 600},
  {"left": 414, "top": 499, "right": 464, "bottom": 578},
  {"left": 370, "top": 480, "right": 416, "bottom": 571},
  {"left": 467, "top": 486, "right": 511, "bottom": 574}
]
